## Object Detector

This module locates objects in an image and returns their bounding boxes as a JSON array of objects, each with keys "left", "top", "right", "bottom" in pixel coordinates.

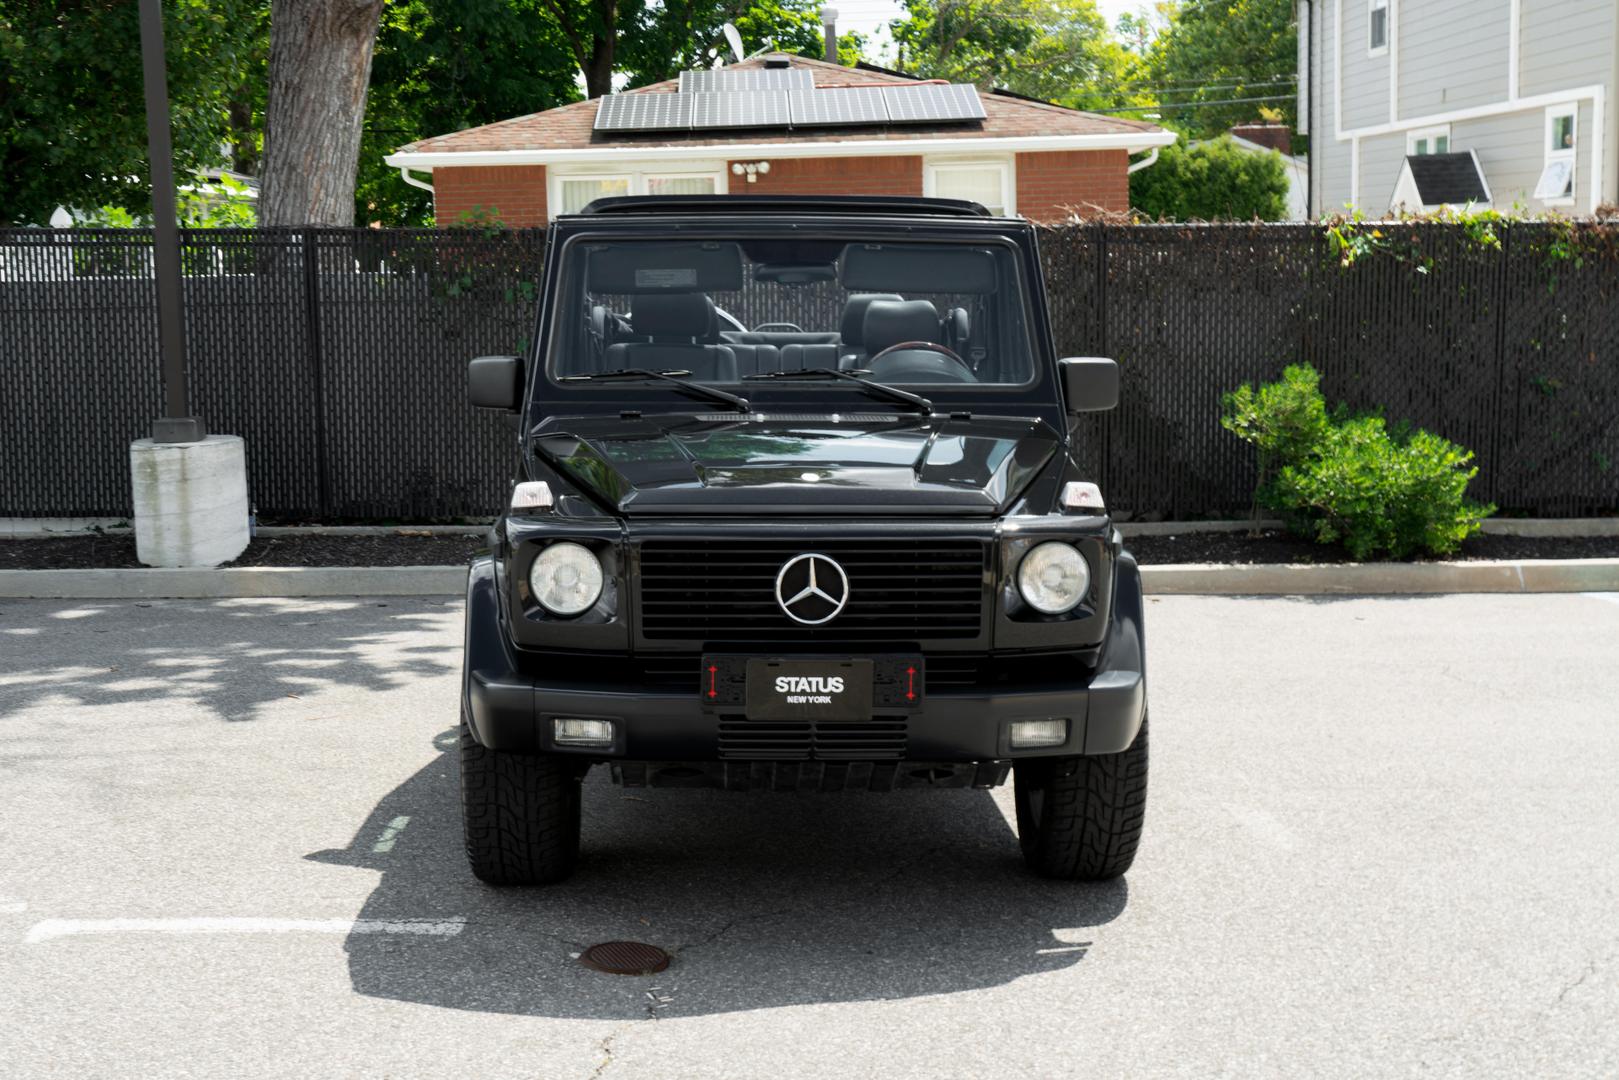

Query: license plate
[{"left": 745, "top": 659, "right": 874, "bottom": 722}]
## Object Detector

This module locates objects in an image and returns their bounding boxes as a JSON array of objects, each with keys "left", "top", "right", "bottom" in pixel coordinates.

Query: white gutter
[
  {"left": 1127, "top": 147, "right": 1161, "bottom": 174},
  {"left": 384, "top": 129, "right": 1179, "bottom": 172},
  {"left": 397, "top": 167, "right": 434, "bottom": 194}
]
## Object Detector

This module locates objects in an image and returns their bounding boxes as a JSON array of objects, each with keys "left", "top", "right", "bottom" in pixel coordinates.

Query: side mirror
[
  {"left": 1059, "top": 357, "right": 1119, "bottom": 413},
  {"left": 468, "top": 355, "right": 522, "bottom": 412}
]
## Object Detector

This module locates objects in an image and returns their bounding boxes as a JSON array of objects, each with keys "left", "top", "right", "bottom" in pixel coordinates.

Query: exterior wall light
[{"left": 731, "top": 161, "right": 772, "bottom": 183}]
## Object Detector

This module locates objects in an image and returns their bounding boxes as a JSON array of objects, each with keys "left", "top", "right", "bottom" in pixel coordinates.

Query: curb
[
  {"left": 0, "top": 566, "right": 467, "bottom": 600},
  {"left": 1140, "top": 558, "right": 1619, "bottom": 595},
  {"left": 1115, "top": 518, "right": 1619, "bottom": 538},
  {"left": 3, "top": 560, "right": 1617, "bottom": 601}
]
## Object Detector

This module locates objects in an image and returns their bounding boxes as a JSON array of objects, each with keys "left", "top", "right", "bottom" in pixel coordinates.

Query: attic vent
[{"left": 763, "top": 55, "right": 792, "bottom": 68}]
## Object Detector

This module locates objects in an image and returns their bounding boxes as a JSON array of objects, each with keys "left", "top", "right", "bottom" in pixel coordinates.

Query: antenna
[{"left": 722, "top": 22, "right": 745, "bottom": 63}]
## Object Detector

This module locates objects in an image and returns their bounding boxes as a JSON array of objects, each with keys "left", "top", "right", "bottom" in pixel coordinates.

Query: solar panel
[
  {"left": 882, "top": 83, "right": 987, "bottom": 124},
  {"left": 788, "top": 86, "right": 890, "bottom": 127},
  {"left": 680, "top": 68, "right": 814, "bottom": 93},
  {"left": 689, "top": 90, "right": 792, "bottom": 129},
  {"left": 593, "top": 93, "right": 693, "bottom": 132}
]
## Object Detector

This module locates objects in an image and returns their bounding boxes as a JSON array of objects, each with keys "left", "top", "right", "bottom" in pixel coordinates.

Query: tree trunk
[
  {"left": 260, "top": 0, "right": 383, "bottom": 226},
  {"left": 583, "top": 35, "right": 615, "bottom": 99}
]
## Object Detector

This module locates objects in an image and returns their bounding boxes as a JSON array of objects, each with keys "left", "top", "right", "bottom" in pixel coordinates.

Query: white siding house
[{"left": 1298, "top": 0, "right": 1618, "bottom": 216}]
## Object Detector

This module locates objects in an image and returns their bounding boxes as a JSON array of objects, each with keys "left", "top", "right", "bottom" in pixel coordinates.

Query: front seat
[
  {"left": 861, "top": 299, "right": 975, "bottom": 384},
  {"left": 603, "top": 293, "right": 738, "bottom": 382},
  {"left": 838, "top": 293, "right": 903, "bottom": 368}
]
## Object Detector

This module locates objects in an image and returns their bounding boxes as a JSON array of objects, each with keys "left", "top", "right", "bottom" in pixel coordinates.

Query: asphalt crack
[
  {"left": 586, "top": 1032, "right": 617, "bottom": 1079},
  {"left": 1554, "top": 949, "right": 1615, "bottom": 1006}
]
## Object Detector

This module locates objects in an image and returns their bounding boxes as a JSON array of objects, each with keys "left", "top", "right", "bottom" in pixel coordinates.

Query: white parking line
[
  {"left": 23, "top": 917, "right": 466, "bottom": 944},
  {"left": 1583, "top": 592, "right": 1619, "bottom": 606}
]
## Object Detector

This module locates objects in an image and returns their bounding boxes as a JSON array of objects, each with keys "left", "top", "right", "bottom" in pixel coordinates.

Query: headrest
[
  {"left": 862, "top": 300, "right": 940, "bottom": 355},
  {"left": 840, "top": 293, "right": 903, "bottom": 346},
  {"left": 631, "top": 293, "right": 713, "bottom": 338}
]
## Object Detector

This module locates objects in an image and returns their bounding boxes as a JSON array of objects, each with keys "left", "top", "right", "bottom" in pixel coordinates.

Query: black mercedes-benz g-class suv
[{"left": 461, "top": 195, "right": 1147, "bottom": 885}]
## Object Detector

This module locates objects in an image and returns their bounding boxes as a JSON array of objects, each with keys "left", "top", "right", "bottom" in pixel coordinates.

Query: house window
[
  {"left": 557, "top": 175, "right": 631, "bottom": 215},
  {"left": 925, "top": 161, "right": 1012, "bottom": 215},
  {"left": 551, "top": 167, "right": 724, "bottom": 217},
  {"left": 1369, "top": 0, "right": 1389, "bottom": 54},
  {"left": 1534, "top": 106, "right": 1576, "bottom": 203},
  {"left": 645, "top": 173, "right": 718, "bottom": 197},
  {"left": 1407, "top": 126, "right": 1450, "bottom": 156}
]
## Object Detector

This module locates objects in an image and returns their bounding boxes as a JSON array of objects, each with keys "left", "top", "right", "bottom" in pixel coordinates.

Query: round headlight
[
  {"left": 1017, "top": 541, "right": 1090, "bottom": 615},
  {"left": 528, "top": 541, "right": 603, "bottom": 616}
]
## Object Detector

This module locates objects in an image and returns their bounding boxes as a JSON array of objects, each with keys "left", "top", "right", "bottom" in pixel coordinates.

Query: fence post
[
  {"left": 1488, "top": 225, "right": 1511, "bottom": 508},
  {"left": 301, "top": 229, "right": 333, "bottom": 517}
]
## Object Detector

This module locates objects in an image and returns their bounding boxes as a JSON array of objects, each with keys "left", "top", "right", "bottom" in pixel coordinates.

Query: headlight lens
[
  {"left": 1017, "top": 541, "right": 1090, "bottom": 615},
  {"left": 528, "top": 541, "right": 603, "bottom": 616}
]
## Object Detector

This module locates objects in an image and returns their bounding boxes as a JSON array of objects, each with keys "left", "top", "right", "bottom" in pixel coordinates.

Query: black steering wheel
[
  {"left": 752, "top": 321, "right": 804, "bottom": 333},
  {"left": 866, "top": 340, "right": 976, "bottom": 382}
]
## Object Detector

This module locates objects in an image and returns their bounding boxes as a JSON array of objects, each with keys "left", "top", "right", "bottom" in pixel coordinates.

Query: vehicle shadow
[{"left": 308, "top": 733, "right": 1130, "bottom": 1019}]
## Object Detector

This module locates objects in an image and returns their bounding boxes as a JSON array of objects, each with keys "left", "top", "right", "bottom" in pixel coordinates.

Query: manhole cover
[{"left": 580, "top": 941, "right": 671, "bottom": 975}]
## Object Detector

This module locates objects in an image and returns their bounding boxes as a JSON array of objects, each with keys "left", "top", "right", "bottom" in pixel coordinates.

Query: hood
[{"left": 532, "top": 414, "right": 1060, "bottom": 516}]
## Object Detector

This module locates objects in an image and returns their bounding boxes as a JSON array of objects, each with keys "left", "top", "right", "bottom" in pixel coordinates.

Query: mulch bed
[
  {"left": 1, "top": 528, "right": 1616, "bottom": 570},
  {"left": 0, "top": 533, "right": 485, "bottom": 570},
  {"left": 1122, "top": 529, "right": 1619, "bottom": 565}
]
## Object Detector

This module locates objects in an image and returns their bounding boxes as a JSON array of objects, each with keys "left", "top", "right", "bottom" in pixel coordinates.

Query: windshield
[{"left": 548, "top": 235, "right": 1037, "bottom": 389}]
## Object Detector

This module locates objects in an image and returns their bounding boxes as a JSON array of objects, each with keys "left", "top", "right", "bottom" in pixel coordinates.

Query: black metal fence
[{"left": 2, "top": 223, "right": 1615, "bottom": 520}]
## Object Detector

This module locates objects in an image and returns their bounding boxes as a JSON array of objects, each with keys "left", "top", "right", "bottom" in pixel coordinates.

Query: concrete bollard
[{"left": 130, "top": 435, "right": 250, "bottom": 567}]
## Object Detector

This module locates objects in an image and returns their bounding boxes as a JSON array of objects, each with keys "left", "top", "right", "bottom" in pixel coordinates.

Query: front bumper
[{"left": 462, "top": 553, "right": 1147, "bottom": 762}]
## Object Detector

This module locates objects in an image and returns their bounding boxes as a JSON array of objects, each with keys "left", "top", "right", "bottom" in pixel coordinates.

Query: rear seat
[
  {"left": 724, "top": 342, "right": 782, "bottom": 378},
  {"left": 779, "top": 343, "right": 840, "bottom": 370}
]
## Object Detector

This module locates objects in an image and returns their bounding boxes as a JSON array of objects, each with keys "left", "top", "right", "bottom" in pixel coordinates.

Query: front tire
[
  {"left": 1014, "top": 713, "right": 1148, "bottom": 881},
  {"left": 459, "top": 715, "right": 583, "bottom": 885}
]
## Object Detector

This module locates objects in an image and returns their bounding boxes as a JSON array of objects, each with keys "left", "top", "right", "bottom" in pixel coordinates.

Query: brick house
[{"left": 384, "top": 56, "right": 1173, "bottom": 226}]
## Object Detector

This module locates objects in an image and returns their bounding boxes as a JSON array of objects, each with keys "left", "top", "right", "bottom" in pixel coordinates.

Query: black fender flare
[
  {"left": 1083, "top": 550, "right": 1147, "bottom": 754},
  {"left": 461, "top": 556, "right": 540, "bottom": 752}
]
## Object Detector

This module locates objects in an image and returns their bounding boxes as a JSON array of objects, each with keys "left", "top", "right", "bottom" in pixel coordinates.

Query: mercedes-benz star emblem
[{"left": 775, "top": 553, "right": 849, "bottom": 626}]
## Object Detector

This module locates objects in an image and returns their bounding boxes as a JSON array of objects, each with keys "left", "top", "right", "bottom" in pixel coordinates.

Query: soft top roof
[{"left": 571, "top": 194, "right": 992, "bottom": 218}]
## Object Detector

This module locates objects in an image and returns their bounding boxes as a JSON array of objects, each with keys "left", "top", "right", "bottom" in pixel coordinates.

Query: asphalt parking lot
[{"left": 1, "top": 592, "right": 1616, "bottom": 1079}]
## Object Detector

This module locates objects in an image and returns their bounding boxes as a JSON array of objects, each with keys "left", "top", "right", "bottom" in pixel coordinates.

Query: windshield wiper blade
[
  {"left": 560, "top": 368, "right": 750, "bottom": 412},
  {"left": 742, "top": 367, "right": 932, "bottom": 414}
]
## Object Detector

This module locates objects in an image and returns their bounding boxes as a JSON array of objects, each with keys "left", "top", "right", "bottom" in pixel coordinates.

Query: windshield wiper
[
  {"left": 559, "top": 368, "right": 750, "bottom": 412},
  {"left": 742, "top": 368, "right": 933, "bottom": 414}
]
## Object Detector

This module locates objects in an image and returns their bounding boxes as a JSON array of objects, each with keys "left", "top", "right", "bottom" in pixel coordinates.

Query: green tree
[
  {"left": 889, "top": 0, "right": 1144, "bottom": 112},
  {"left": 0, "top": 0, "right": 264, "bottom": 226},
  {"left": 1129, "top": 135, "right": 1288, "bottom": 220},
  {"left": 617, "top": 0, "right": 828, "bottom": 88},
  {"left": 359, "top": 0, "right": 581, "bottom": 224},
  {"left": 1142, "top": 0, "right": 1296, "bottom": 140}
]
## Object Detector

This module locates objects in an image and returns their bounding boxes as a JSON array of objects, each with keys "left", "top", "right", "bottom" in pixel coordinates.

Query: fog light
[
  {"left": 553, "top": 718, "right": 615, "bottom": 746},
  {"left": 1010, "top": 719, "right": 1069, "bottom": 748}
]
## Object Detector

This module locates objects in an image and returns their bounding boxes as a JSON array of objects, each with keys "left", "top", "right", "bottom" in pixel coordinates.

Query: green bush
[
  {"left": 1221, "top": 365, "right": 1495, "bottom": 560},
  {"left": 1129, "top": 136, "right": 1291, "bottom": 222}
]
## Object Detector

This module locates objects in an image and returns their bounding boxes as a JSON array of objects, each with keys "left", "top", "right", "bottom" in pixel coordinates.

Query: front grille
[
  {"left": 717, "top": 718, "right": 908, "bottom": 760},
  {"left": 637, "top": 538, "right": 986, "bottom": 642}
]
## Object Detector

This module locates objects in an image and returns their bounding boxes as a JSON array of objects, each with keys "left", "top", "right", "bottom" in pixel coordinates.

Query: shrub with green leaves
[{"left": 1221, "top": 365, "right": 1495, "bottom": 560}]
